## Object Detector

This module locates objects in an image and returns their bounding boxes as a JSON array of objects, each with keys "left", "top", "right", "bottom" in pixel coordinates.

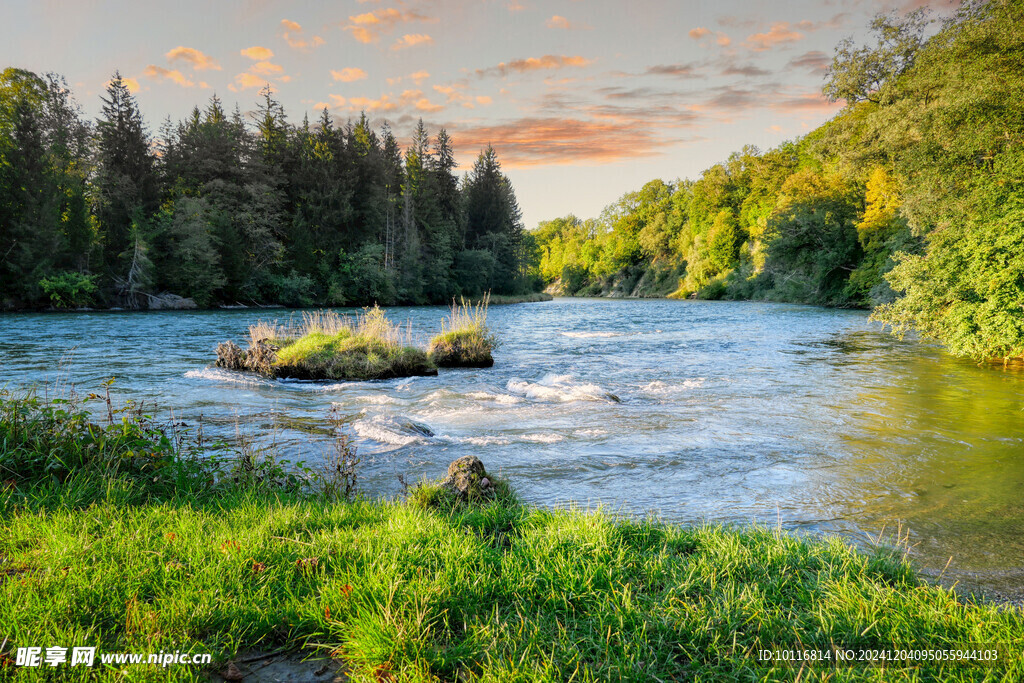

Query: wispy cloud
[
  {"left": 250, "top": 61, "right": 284, "bottom": 76},
  {"left": 228, "top": 72, "right": 270, "bottom": 92},
  {"left": 787, "top": 50, "right": 831, "bottom": 74},
  {"left": 321, "top": 88, "right": 444, "bottom": 114},
  {"left": 391, "top": 33, "right": 434, "bottom": 50},
  {"left": 241, "top": 46, "right": 274, "bottom": 60},
  {"left": 644, "top": 63, "right": 701, "bottom": 78},
  {"left": 449, "top": 116, "right": 688, "bottom": 167},
  {"left": 689, "top": 27, "right": 731, "bottom": 46},
  {"left": 476, "top": 55, "right": 594, "bottom": 78},
  {"left": 720, "top": 61, "right": 772, "bottom": 77},
  {"left": 343, "top": 7, "right": 436, "bottom": 44},
  {"left": 165, "top": 46, "right": 221, "bottom": 71},
  {"left": 281, "top": 19, "right": 325, "bottom": 51},
  {"left": 745, "top": 22, "right": 805, "bottom": 51},
  {"left": 331, "top": 67, "right": 368, "bottom": 82},
  {"left": 143, "top": 65, "right": 194, "bottom": 87},
  {"left": 546, "top": 15, "right": 592, "bottom": 30}
]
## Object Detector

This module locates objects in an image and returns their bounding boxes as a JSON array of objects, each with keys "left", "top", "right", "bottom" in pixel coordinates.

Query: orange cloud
[
  {"left": 107, "top": 77, "right": 141, "bottom": 93},
  {"left": 745, "top": 23, "right": 804, "bottom": 51},
  {"left": 477, "top": 55, "right": 593, "bottom": 78},
  {"left": 546, "top": 15, "right": 591, "bottom": 30},
  {"left": 331, "top": 67, "right": 368, "bottom": 82},
  {"left": 321, "top": 88, "right": 444, "bottom": 114},
  {"left": 165, "top": 46, "right": 221, "bottom": 71},
  {"left": 386, "top": 70, "right": 430, "bottom": 86},
  {"left": 143, "top": 65, "right": 194, "bottom": 87},
  {"left": 347, "top": 95, "right": 399, "bottom": 111},
  {"left": 476, "top": 95, "right": 492, "bottom": 105},
  {"left": 450, "top": 117, "right": 674, "bottom": 167},
  {"left": 228, "top": 72, "right": 270, "bottom": 92},
  {"left": 250, "top": 61, "right": 284, "bottom": 76},
  {"left": 690, "top": 27, "right": 731, "bottom": 46},
  {"left": 281, "top": 19, "right": 325, "bottom": 51},
  {"left": 343, "top": 7, "right": 436, "bottom": 43},
  {"left": 241, "top": 46, "right": 274, "bottom": 60},
  {"left": 391, "top": 33, "right": 433, "bottom": 50},
  {"left": 416, "top": 98, "right": 444, "bottom": 112}
]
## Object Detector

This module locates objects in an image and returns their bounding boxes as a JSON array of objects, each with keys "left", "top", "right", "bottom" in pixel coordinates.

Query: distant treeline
[
  {"left": 0, "top": 73, "right": 538, "bottom": 310},
  {"left": 535, "top": 1, "right": 1024, "bottom": 360}
]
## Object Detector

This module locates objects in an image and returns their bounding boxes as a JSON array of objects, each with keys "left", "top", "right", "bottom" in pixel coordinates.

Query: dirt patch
[{"left": 208, "top": 650, "right": 348, "bottom": 682}]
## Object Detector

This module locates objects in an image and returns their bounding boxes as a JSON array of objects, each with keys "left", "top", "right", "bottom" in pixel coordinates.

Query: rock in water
[
  {"left": 215, "top": 341, "right": 247, "bottom": 370},
  {"left": 148, "top": 292, "right": 197, "bottom": 310},
  {"left": 399, "top": 420, "right": 435, "bottom": 438},
  {"left": 442, "top": 455, "right": 488, "bottom": 499}
]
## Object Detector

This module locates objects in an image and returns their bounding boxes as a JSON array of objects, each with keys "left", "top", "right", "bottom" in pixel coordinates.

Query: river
[{"left": 2, "top": 298, "right": 1023, "bottom": 596}]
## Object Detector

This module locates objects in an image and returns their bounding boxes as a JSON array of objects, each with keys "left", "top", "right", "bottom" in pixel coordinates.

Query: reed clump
[{"left": 427, "top": 296, "right": 497, "bottom": 368}]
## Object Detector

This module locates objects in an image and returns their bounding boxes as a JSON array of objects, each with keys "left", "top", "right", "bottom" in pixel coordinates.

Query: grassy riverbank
[{"left": 1, "top": 391, "right": 1022, "bottom": 682}]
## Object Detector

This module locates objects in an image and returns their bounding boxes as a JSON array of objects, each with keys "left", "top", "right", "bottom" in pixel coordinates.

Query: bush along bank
[{"left": 2, "top": 387, "right": 1024, "bottom": 681}]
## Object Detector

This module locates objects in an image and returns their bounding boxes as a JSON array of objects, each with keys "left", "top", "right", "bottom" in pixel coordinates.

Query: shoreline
[
  {"left": 0, "top": 292, "right": 553, "bottom": 315},
  {"left": 2, "top": 389, "right": 1022, "bottom": 681}
]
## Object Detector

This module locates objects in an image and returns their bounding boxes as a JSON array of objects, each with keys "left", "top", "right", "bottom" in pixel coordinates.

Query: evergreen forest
[{"left": 0, "top": 74, "right": 535, "bottom": 310}]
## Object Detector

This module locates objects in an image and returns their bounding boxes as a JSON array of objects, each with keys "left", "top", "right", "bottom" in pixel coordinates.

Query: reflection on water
[{"left": 1, "top": 298, "right": 1023, "bottom": 595}]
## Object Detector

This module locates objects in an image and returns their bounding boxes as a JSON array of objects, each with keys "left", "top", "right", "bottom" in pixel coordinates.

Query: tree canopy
[{"left": 534, "top": 0, "right": 1024, "bottom": 360}]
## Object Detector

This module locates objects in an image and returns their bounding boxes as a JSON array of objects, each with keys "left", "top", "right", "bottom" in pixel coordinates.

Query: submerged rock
[
  {"left": 399, "top": 420, "right": 435, "bottom": 438},
  {"left": 441, "top": 455, "right": 488, "bottom": 499}
]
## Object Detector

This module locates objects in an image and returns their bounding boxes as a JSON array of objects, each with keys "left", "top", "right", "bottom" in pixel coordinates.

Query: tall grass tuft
[{"left": 427, "top": 295, "right": 497, "bottom": 368}]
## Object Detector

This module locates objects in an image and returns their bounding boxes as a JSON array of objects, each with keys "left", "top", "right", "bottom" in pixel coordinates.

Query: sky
[{"left": 1, "top": 0, "right": 945, "bottom": 228}]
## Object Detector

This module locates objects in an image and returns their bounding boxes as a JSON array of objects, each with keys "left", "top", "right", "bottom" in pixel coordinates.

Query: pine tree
[{"left": 95, "top": 72, "right": 157, "bottom": 300}]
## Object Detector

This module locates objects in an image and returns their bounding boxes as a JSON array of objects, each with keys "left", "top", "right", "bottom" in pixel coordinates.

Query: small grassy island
[
  {"left": 216, "top": 301, "right": 499, "bottom": 380},
  {"left": 2, "top": 389, "right": 1023, "bottom": 681},
  {"left": 427, "top": 298, "right": 497, "bottom": 368}
]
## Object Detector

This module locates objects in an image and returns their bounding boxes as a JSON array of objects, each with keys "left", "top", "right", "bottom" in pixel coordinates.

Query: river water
[{"left": 2, "top": 298, "right": 1023, "bottom": 595}]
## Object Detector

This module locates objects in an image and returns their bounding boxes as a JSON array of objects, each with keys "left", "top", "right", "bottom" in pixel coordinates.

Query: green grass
[
  {"left": 2, "top": 390, "right": 1023, "bottom": 682},
  {"left": 274, "top": 330, "right": 436, "bottom": 381},
  {"left": 427, "top": 298, "right": 497, "bottom": 368}
]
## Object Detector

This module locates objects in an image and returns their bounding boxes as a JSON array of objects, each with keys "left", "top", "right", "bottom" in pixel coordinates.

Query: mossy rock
[
  {"left": 428, "top": 329, "right": 494, "bottom": 368},
  {"left": 215, "top": 332, "right": 437, "bottom": 381},
  {"left": 441, "top": 455, "right": 491, "bottom": 499},
  {"left": 273, "top": 332, "right": 437, "bottom": 380}
]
